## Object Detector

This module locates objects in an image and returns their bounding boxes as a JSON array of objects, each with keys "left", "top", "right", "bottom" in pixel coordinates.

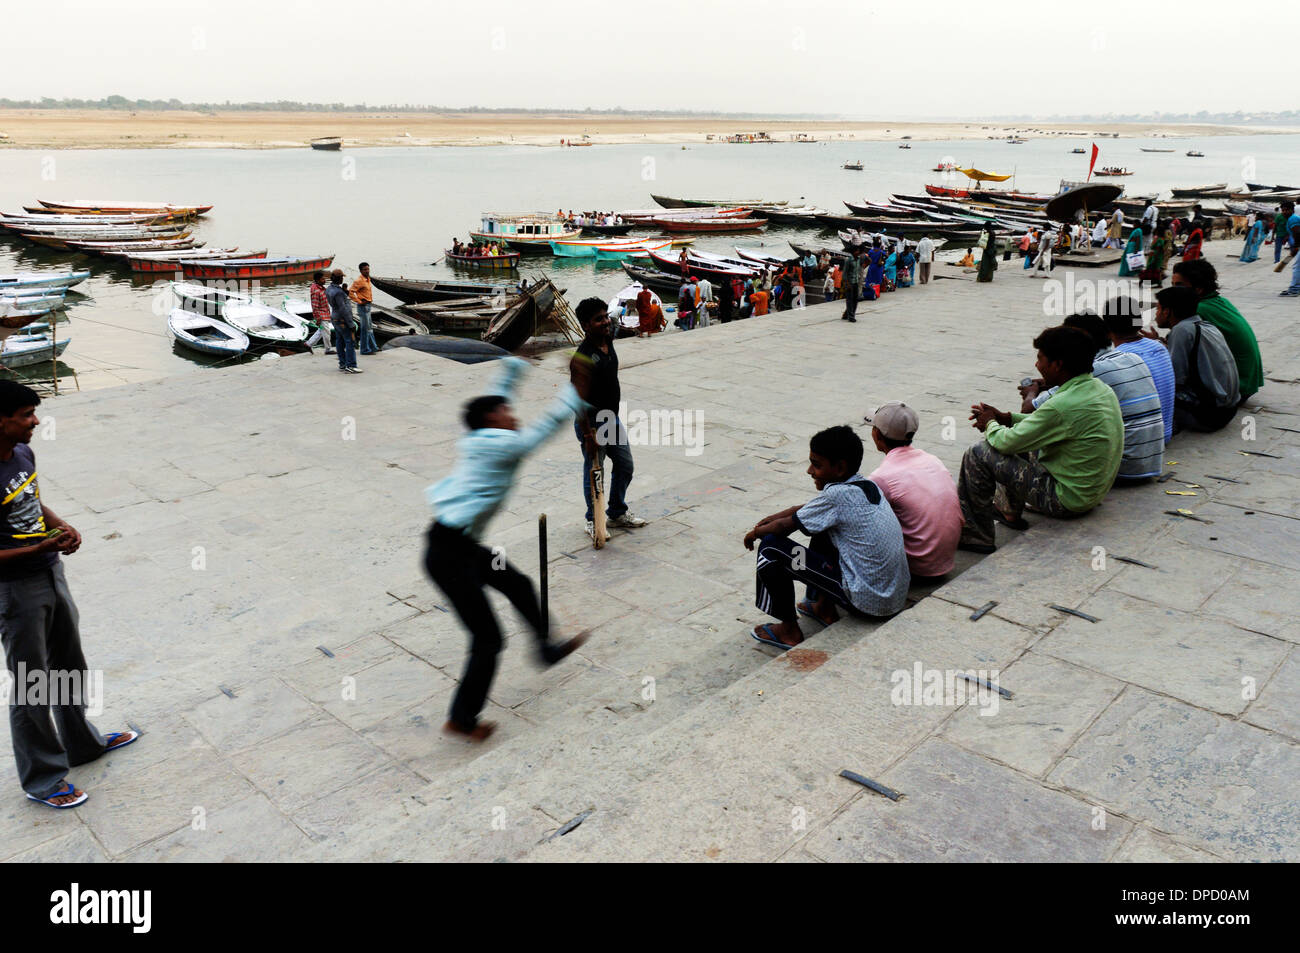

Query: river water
[{"left": 1, "top": 133, "right": 1295, "bottom": 390}]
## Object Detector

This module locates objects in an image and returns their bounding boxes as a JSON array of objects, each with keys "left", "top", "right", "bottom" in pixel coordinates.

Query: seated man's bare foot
[{"left": 442, "top": 720, "right": 496, "bottom": 743}]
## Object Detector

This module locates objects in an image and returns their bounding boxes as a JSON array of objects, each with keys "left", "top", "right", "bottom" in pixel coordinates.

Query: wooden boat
[
  {"left": 925, "top": 184, "right": 970, "bottom": 198},
  {"left": 127, "top": 249, "right": 265, "bottom": 273},
  {"left": 1071, "top": 148, "right": 1087, "bottom": 154},
  {"left": 897, "top": 143, "right": 911, "bottom": 149},
  {"left": 651, "top": 216, "right": 767, "bottom": 233},
  {"left": 382, "top": 335, "right": 509, "bottom": 364},
  {"left": 67, "top": 238, "right": 202, "bottom": 255},
  {"left": 1, "top": 291, "right": 65, "bottom": 312},
  {"left": 579, "top": 222, "right": 636, "bottom": 236},
  {"left": 2, "top": 211, "right": 176, "bottom": 226},
  {"left": 1185, "top": 151, "right": 1205, "bottom": 158},
  {"left": 646, "top": 249, "right": 754, "bottom": 282},
  {"left": 0, "top": 270, "right": 89, "bottom": 292},
  {"left": 549, "top": 236, "right": 646, "bottom": 258},
  {"left": 592, "top": 238, "right": 674, "bottom": 261},
  {"left": 608, "top": 283, "right": 662, "bottom": 337},
  {"left": 6, "top": 219, "right": 190, "bottom": 236},
  {"left": 1140, "top": 148, "right": 1174, "bottom": 153},
  {"left": 650, "top": 195, "right": 781, "bottom": 209},
  {"left": 482, "top": 278, "right": 560, "bottom": 351},
  {"left": 620, "top": 262, "right": 686, "bottom": 296},
  {"left": 167, "top": 308, "right": 249, "bottom": 357},
  {"left": 171, "top": 282, "right": 255, "bottom": 315},
  {"left": 470, "top": 213, "right": 580, "bottom": 253},
  {"left": 40, "top": 199, "right": 212, "bottom": 216},
  {"left": 445, "top": 248, "right": 520, "bottom": 269},
  {"left": 220, "top": 303, "right": 310, "bottom": 345},
  {"left": 1093, "top": 169, "right": 1133, "bottom": 177},
  {"left": 370, "top": 275, "right": 507, "bottom": 305},
  {"left": 843, "top": 162, "right": 864, "bottom": 171},
  {"left": 0, "top": 328, "right": 69, "bottom": 368},
  {"left": 180, "top": 256, "right": 334, "bottom": 280},
  {"left": 733, "top": 247, "right": 797, "bottom": 268},
  {"left": 1171, "top": 183, "right": 1225, "bottom": 197},
  {"left": 310, "top": 137, "right": 342, "bottom": 151},
  {"left": 745, "top": 204, "right": 827, "bottom": 226},
  {"left": 845, "top": 200, "right": 921, "bottom": 218}
]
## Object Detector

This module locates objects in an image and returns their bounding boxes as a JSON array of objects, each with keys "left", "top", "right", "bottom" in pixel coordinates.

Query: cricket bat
[
  {"left": 589, "top": 451, "right": 610, "bottom": 549},
  {"left": 1275, "top": 253, "right": 1295, "bottom": 273}
]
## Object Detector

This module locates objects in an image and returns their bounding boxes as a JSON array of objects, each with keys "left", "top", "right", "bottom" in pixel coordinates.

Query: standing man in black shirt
[
  {"left": 570, "top": 298, "right": 649, "bottom": 540},
  {"left": 0, "top": 381, "right": 138, "bottom": 809}
]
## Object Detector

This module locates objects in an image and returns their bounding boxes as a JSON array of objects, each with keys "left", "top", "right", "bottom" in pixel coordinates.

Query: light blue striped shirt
[{"left": 1117, "top": 336, "right": 1175, "bottom": 443}]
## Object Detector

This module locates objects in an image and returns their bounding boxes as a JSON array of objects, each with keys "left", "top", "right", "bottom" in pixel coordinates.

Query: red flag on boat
[{"left": 1087, "top": 143, "right": 1099, "bottom": 182}]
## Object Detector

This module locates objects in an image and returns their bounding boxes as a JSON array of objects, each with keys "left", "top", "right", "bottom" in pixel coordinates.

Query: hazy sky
[{"left": 7, "top": 0, "right": 1294, "bottom": 117}]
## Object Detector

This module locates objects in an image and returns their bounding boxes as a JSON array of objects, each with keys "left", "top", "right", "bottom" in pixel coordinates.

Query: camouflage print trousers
[{"left": 957, "top": 440, "right": 1073, "bottom": 547}]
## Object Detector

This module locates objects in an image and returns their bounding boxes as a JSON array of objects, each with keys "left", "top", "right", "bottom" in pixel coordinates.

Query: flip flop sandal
[
  {"left": 27, "top": 781, "right": 87, "bottom": 809},
  {"left": 104, "top": 730, "right": 139, "bottom": 751},
  {"left": 796, "top": 600, "right": 837, "bottom": 626},
  {"left": 993, "top": 510, "right": 1029, "bottom": 531},
  {"left": 750, "top": 623, "right": 795, "bottom": 651}
]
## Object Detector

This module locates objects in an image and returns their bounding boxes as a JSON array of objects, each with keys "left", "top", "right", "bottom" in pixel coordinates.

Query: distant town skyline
[{"left": 8, "top": 0, "right": 1289, "bottom": 118}]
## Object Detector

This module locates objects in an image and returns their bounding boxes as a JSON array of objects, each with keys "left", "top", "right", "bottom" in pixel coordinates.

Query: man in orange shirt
[{"left": 348, "top": 261, "right": 378, "bottom": 355}]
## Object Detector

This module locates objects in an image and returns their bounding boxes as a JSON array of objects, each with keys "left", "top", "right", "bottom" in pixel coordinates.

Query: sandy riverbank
[{"left": 0, "top": 110, "right": 1286, "bottom": 150}]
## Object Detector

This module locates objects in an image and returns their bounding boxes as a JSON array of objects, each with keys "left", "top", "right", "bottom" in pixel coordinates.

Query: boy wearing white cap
[{"left": 866, "top": 402, "right": 963, "bottom": 579}]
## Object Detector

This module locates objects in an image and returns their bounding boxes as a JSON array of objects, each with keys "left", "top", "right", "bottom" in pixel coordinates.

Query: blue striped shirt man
[{"left": 1116, "top": 336, "right": 1175, "bottom": 443}]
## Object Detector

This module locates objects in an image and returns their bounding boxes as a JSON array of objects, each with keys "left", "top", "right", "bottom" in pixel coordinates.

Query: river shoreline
[{"left": 0, "top": 109, "right": 1291, "bottom": 151}]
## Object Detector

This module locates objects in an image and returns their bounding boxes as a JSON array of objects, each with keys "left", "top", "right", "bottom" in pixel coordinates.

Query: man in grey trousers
[{"left": 0, "top": 381, "right": 137, "bottom": 808}]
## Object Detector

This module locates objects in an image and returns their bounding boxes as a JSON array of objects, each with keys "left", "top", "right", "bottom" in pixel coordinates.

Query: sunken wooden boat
[
  {"left": 282, "top": 299, "right": 427, "bottom": 338},
  {"left": 370, "top": 275, "right": 509, "bottom": 305},
  {"left": 1170, "top": 183, "right": 1225, "bottom": 197},
  {"left": 310, "top": 137, "right": 343, "bottom": 151}
]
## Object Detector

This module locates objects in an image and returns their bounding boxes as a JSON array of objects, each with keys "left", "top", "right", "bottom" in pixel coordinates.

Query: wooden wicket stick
[{"left": 538, "top": 513, "right": 548, "bottom": 639}]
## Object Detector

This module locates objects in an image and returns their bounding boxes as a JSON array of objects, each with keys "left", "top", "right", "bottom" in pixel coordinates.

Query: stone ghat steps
[{"left": 308, "top": 594, "right": 894, "bottom": 861}]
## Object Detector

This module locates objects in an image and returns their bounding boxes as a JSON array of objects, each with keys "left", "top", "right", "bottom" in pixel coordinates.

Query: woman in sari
[
  {"left": 1181, "top": 226, "right": 1204, "bottom": 261},
  {"left": 883, "top": 248, "right": 898, "bottom": 290},
  {"left": 1118, "top": 223, "right": 1147, "bottom": 277},
  {"left": 976, "top": 223, "right": 998, "bottom": 282},
  {"left": 865, "top": 239, "right": 887, "bottom": 293},
  {"left": 1140, "top": 224, "right": 1172, "bottom": 287},
  {"left": 1239, "top": 216, "right": 1265, "bottom": 262}
]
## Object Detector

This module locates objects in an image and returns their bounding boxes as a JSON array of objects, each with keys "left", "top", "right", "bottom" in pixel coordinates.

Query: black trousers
[
  {"left": 842, "top": 284, "right": 859, "bottom": 318},
  {"left": 423, "top": 522, "right": 547, "bottom": 730}
]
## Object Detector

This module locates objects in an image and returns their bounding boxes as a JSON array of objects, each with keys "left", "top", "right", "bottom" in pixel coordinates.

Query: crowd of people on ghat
[{"left": 744, "top": 254, "right": 1263, "bottom": 649}]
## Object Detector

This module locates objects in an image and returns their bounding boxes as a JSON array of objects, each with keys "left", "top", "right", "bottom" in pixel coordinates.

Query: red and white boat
[{"left": 180, "top": 255, "right": 334, "bottom": 280}]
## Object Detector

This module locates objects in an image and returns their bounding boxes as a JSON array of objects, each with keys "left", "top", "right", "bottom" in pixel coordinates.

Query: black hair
[
  {"left": 0, "top": 381, "right": 41, "bottom": 417},
  {"left": 1032, "top": 326, "right": 1095, "bottom": 378},
  {"left": 463, "top": 395, "right": 508, "bottom": 430},
  {"left": 1062, "top": 312, "right": 1110, "bottom": 352},
  {"left": 1156, "top": 285, "right": 1200, "bottom": 321},
  {"left": 358, "top": 261, "right": 369, "bottom": 269},
  {"left": 312, "top": 270, "right": 325, "bottom": 281},
  {"left": 1102, "top": 296, "right": 1145, "bottom": 337},
  {"left": 809, "top": 425, "right": 864, "bottom": 474},
  {"left": 575, "top": 296, "right": 607, "bottom": 326},
  {"left": 1172, "top": 258, "right": 1218, "bottom": 296},
  {"left": 878, "top": 432, "right": 913, "bottom": 451}
]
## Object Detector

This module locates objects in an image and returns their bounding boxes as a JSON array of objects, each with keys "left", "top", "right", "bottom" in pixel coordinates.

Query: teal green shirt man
[{"left": 983, "top": 374, "right": 1123, "bottom": 512}]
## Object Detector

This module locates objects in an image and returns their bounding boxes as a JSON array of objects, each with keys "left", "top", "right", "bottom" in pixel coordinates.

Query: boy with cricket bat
[
  {"left": 425, "top": 357, "right": 589, "bottom": 742},
  {"left": 570, "top": 297, "right": 649, "bottom": 546}
]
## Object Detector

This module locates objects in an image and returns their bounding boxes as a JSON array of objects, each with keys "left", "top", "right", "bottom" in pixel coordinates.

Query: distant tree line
[
  {"left": 994, "top": 110, "right": 1300, "bottom": 125},
  {"left": 0, "top": 96, "right": 824, "bottom": 119}
]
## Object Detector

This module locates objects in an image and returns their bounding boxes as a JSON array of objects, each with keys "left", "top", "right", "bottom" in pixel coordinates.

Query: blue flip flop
[
  {"left": 104, "top": 730, "right": 139, "bottom": 752},
  {"left": 27, "top": 781, "right": 88, "bottom": 809},
  {"left": 750, "top": 623, "right": 795, "bottom": 651}
]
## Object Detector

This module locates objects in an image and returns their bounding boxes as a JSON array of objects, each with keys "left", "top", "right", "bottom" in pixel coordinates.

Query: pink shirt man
[{"left": 867, "top": 445, "right": 963, "bottom": 578}]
